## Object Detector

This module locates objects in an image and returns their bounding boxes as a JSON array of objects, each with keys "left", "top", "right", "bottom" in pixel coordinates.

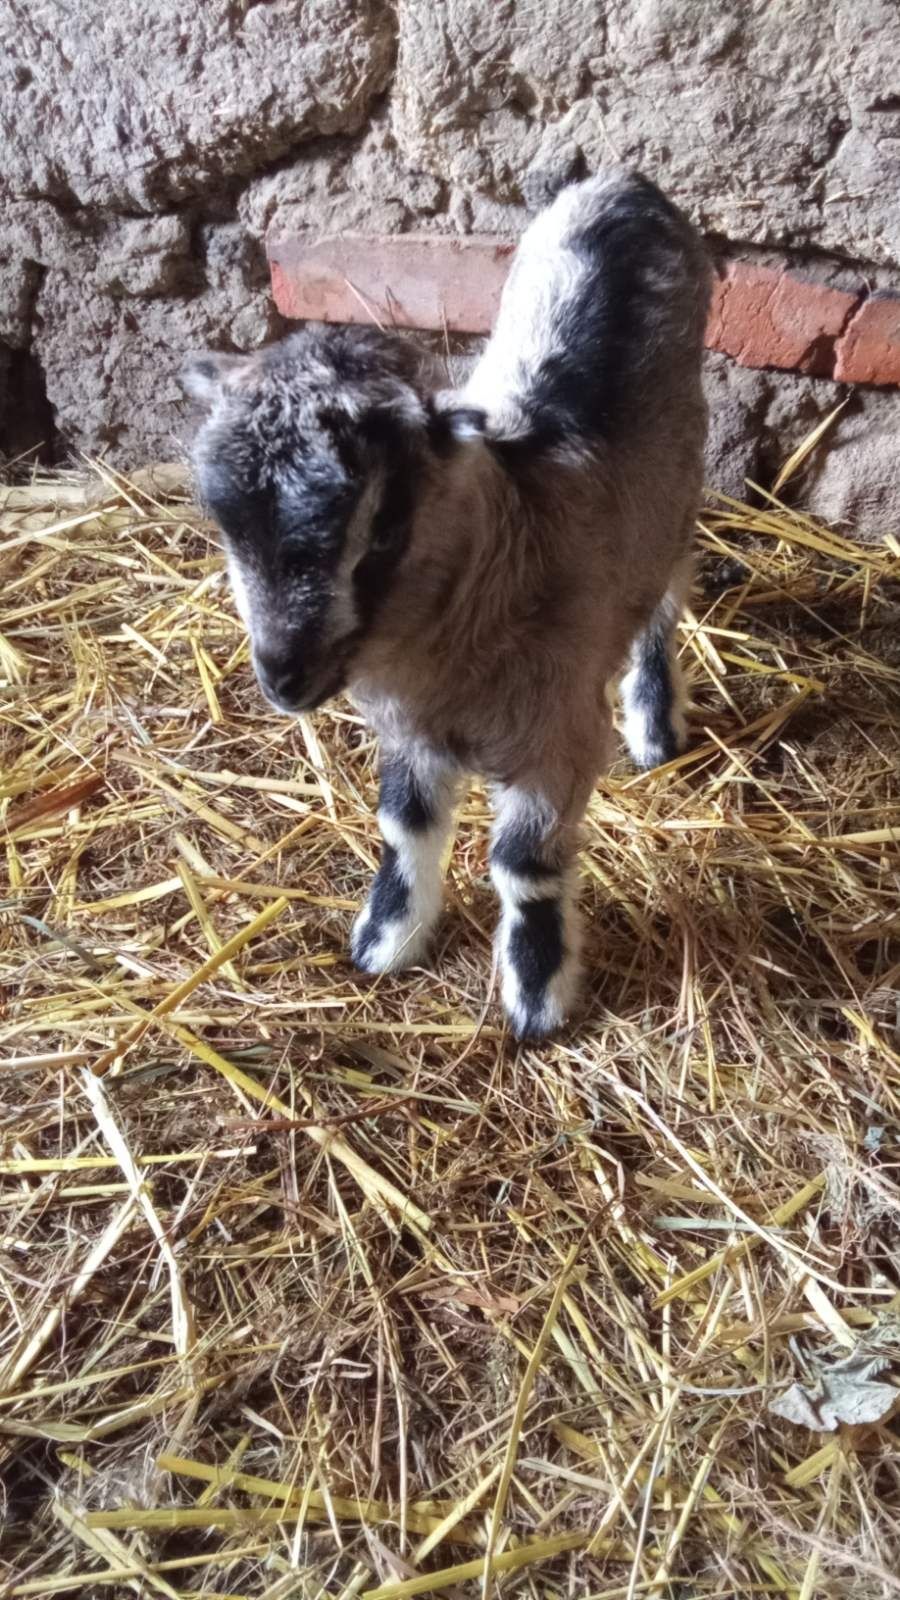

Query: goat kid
[{"left": 183, "top": 168, "right": 711, "bottom": 1038}]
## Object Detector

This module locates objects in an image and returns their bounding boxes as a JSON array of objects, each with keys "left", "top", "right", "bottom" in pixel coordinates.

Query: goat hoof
[
  {"left": 507, "top": 1003, "right": 567, "bottom": 1041},
  {"left": 629, "top": 723, "right": 688, "bottom": 772},
  {"left": 504, "top": 986, "right": 573, "bottom": 1041},
  {"left": 351, "top": 909, "right": 432, "bottom": 974}
]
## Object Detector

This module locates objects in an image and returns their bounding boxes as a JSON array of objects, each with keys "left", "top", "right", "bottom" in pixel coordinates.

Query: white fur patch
[
  {"left": 494, "top": 885, "right": 582, "bottom": 1040},
  {"left": 488, "top": 786, "right": 582, "bottom": 1035},
  {"left": 490, "top": 861, "right": 560, "bottom": 907},
  {"left": 461, "top": 183, "right": 593, "bottom": 434},
  {"left": 620, "top": 657, "right": 687, "bottom": 771},
  {"left": 352, "top": 906, "right": 434, "bottom": 973},
  {"left": 352, "top": 810, "right": 453, "bottom": 975},
  {"left": 226, "top": 555, "right": 254, "bottom": 629}
]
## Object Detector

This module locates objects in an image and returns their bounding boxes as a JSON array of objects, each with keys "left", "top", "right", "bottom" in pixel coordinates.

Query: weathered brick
[
  {"left": 833, "top": 293, "right": 900, "bottom": 386},
  {"left": 706, "top": 262, "right": 859, "bottom": 377},
  {"left": 269, "top": 234, "right": 514, "bottom": 333}
]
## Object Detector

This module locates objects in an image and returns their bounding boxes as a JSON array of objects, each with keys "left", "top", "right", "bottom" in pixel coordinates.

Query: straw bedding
[{"left": 1, "top": 448, "right": 899, "bottom": 1599}]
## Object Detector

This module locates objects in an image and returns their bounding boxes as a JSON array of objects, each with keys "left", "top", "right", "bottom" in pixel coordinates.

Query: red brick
[
  {"left": 833, "top": 292, "right": 900, "bottom": 385},
  {"left": 706, "top": 262, "right": 859, "bottom": 377},
  {"left": 269, "top": 233, "right": 515, "bottom": 334}
]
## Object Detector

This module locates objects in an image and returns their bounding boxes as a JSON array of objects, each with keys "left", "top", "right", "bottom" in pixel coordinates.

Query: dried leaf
[
  {"left": 7, "top": 772, "right": 104, "bottom": 830},
  {"left": 769, "top": 1351, "right": 898, "bottom": 1432},
  {"left": 419, "top": 1283, "right": 521, "bottom": 1316}
]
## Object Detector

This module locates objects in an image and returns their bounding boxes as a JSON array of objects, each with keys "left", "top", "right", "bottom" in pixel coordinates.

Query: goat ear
[
  {"left": 360, "top": 391, "right": 429, "bottom": 447},
  {"left": 427, "top": 399, "right": 488, "bottom": 449},
  {"left": 180, "top": 351, "right": 245, "bottom": 407},
  {"left": 444, "top": 407, "right": 488, "bottom": 440}
]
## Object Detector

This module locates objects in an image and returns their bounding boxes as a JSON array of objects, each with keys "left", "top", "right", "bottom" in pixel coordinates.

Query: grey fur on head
[{"left": 183, "top": 167, "right": 711, "bottom": 1038}]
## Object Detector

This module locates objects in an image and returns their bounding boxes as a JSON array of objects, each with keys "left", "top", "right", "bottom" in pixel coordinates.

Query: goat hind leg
[
  {"left": 351, "top": 747, "right": 461, "bottom": 974},
  {"left": 621, "top": 562, "right": 691, "bottom": 771}
]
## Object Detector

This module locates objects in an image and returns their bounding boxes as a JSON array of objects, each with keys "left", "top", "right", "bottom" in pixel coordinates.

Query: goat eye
[{"left": 369, "top": 518, "right": 395, "bottom": 552}]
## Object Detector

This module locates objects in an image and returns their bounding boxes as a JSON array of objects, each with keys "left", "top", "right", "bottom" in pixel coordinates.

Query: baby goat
[{"left": 183, "top": 168, "right": 711, "bottom": 1038}]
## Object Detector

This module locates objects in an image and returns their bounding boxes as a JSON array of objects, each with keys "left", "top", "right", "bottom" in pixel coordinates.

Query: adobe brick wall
[
  {"left": 834, "top": 294, "right": 900, "bottom": 386},
  {"left": 269, "top": 235, "right": 900, "bottom": 390},
  {"left": 3, "top": 0, "right": 900, "bottom": 531}
]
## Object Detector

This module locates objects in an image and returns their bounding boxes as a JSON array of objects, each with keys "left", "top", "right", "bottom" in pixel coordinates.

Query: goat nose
[{"left": 255, "top": 652, "right": 303, "bottom": 703}]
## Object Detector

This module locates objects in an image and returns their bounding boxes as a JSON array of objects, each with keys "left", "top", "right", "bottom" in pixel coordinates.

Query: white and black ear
[
  {"left": 180, "top": 351, "right": 246, "bottom": 407},
  {"left": 444, "top": 407, "right": 488, "bottom": 441},
  {"left": 359, "top": 389, "right": 430, "bottom": 449},
  {"left": 426, "top": 396, "right": 488, "bottom": 452}
]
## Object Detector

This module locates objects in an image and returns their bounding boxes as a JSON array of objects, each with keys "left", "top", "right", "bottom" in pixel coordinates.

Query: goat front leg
[
  {"left": 352, "top": 747, "right": 462, "bottom": 974},
  {"left": 490, "top": 778, "right": 593, "bottom": 1040}
]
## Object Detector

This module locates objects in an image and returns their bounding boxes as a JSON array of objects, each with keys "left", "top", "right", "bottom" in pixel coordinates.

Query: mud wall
[{"left": 2, "top": 1, "right": 899, "bottom": 525}]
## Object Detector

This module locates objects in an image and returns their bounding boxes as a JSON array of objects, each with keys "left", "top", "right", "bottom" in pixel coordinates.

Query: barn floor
[{"left": 2, "top": 460, "right": 900, "bottom": 1600}]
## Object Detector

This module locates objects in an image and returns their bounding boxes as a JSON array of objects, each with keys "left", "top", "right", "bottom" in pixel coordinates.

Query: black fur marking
[
  {"left": 265, "top": 324, "right": 424, "bottom": 389},
  {"left": 200, "top": 451, "right": 356, "bottom": 561},
  {"left": 521, "top": 148, "right": 588, "bottom": 214},
  {"left": 353, "top": 545, "right": 401, "bottom": 627},
  {"left": 200, "top": 460, "right": 269, "bottom": 543},
  {"left": 520, "top": 177, "right": 697, "bottom": 450},
  {"left": 353, "top": 430, "right": 422, "bottom": 625},
  {"left": 491, "top": 817, "right": 559, "bottom": 880},
  {"left": 651, "top": 727, "right": 679, "bottom": 765},
  {"left": 380, "top": 758, "right": 433, "bottom": 833},
  {"left": 352, "top": 845, "right": 408, "bottom": 963},
  {"left": 508, "top": 897, "right": 564, "bottom": 1008},
  {"left": 632, "top": 623, "right": 678, "bottom": 762},
  {"left": 633, "top": 626, "right": 674, "bottom": 712}
]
